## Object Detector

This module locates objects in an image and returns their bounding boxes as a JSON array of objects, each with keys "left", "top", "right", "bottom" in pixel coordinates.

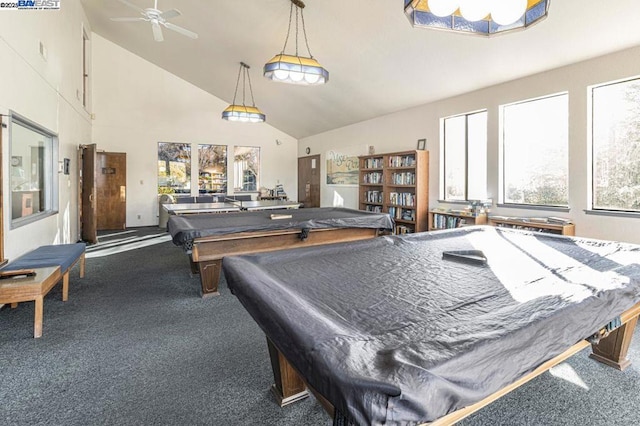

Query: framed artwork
[
  {"left": 417, "top": 139, "right": 426, "bottom": 150},
  {"left": 326, "top": 146, "right": 363, "bottom": 186}
]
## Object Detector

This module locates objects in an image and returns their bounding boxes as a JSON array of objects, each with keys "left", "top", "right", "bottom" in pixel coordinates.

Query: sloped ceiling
[{"left": 80, "top": 0, "right": 640, "bottom": 139}]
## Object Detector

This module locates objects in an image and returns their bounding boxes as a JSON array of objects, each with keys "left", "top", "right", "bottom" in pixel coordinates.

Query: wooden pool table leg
[
  {"left": 267, "top": 338, "right": 309, "bottom": 407},
  {"left": 198, "top": 260, "right": 222, "bottom": 297},
  {"left": 590, "top": 315, "right": 638, "bottom": 371}
]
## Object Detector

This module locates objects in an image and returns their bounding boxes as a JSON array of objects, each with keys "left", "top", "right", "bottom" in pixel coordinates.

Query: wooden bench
[{"left": 0, "top": 243, "right": 86, "bottom": 337}]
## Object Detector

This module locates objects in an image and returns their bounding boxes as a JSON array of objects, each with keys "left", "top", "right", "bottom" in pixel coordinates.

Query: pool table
[
  {"left": 167, "top": 207, "right": 393, "bottom": 296},
  {"left": 222, "top": 226, "right": 640, "bottom": 424}
]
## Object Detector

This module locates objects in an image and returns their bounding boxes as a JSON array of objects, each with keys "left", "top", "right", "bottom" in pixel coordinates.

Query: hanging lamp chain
[
  {"left": 231, "top": 62, "right": 243, "bottom": 106},
  {"left": 299, "top": 5, "right": 313, "bottom": 59},
  {"left": 244, "top": 63, "right": 257, "bottom": 107},
  {"left": 241, "top": 63, "right": 247, "bottom": 106},
  {"left": 280, "top": 0, "right": 313, "bottom": 58}
]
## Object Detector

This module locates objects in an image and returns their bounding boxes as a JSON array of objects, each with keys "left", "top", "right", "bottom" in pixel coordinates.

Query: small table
[{"left": 0, "top": 266, "right": 62, "bottom": 338}]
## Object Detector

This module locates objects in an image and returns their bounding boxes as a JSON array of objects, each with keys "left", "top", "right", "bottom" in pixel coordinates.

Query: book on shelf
[{"left": 547, "top": 216, "right": 573, "bottom": 224}]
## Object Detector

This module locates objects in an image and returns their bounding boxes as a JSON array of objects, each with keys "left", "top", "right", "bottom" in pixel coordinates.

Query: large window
[
  {"left": 198, "top": 144, "right": 227, "bottom": 194},
  {"left": 157, "top": 142, "right": 191, "bottom": 194},
  {"left": 442, "top": 110, "right": 487, "bottom": 201},
  {"left": 233, "top": 146, "right": 260, "bottom": 192},
  {"left": 501, "top": 93, "right": 569, "bottom": 207},
  {"left": 9, "top": 113, "right": 59, "bottom": 227},
  {"left": 592, "top": 77, "right": 640, "bottom": 212}
]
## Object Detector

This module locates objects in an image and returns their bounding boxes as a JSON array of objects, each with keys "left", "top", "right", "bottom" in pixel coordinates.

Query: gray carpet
[{"left": 1, "top": 229, "right": 639, "bottom": 425}]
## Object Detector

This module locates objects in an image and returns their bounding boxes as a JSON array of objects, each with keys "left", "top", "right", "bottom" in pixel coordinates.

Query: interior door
[
  {"left": 297, "top": 154, "right": 320, "bottom": 208},
  {"left": 96, "top": 152, "right": 126, "bottom": 230},
  {"left": 80, "top": 144, "right": 98, "bottom": 243}
]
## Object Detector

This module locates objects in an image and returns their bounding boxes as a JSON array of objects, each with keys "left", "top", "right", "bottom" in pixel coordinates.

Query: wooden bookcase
[
  {"left": 430, "top": 211, "right": 487, "bottom": 231},
  {"left": 359, "top": 150, "right": 429, "bottom": 234},
  {"left": 488, "top": 217, "right": 575, "bottom": 236}
]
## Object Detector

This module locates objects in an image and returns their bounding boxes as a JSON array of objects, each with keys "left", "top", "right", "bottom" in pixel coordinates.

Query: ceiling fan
[{"left": 110, "top": 0, "right": 198, "bottom": 42}]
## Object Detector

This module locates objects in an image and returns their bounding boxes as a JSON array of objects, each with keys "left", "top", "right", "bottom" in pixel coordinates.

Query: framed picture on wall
[{"left": 417, "top": 139, "right": 426, "bottom": 150}]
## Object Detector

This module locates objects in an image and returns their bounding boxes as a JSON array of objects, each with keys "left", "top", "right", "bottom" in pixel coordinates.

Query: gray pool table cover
[{"left": 222, "top": 226, "right": 640, "bottom": 425}]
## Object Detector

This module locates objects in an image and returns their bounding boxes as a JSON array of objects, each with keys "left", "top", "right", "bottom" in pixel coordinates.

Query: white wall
[
  {"left": 0, "top": 2, "right": 92, "bottom": 260},
  {"left": 90, "top": 35, "right": 298, "bottom": 227},
  {"left": 300, "top": 45, "right": 640, "bottom": 244}
]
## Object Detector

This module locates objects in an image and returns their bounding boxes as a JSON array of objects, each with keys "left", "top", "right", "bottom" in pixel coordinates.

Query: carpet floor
[{"left": 1, "top": 228, "right": 639, "bottom": 425}]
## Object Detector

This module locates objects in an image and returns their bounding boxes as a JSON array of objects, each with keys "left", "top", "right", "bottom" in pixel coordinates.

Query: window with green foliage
[
  {"left": 592, "top": 77, "right": 640, "bottom": 212},
  {"left": 501, "top": 93, "right": 569, "bottom": 207},
  {"left": 198, "top": 144, "right": 227, "bottom": 194},
  {"left": 157, "top": 142, "right": 191, "bottom": 194},
  {"left": 233, "top": 146, "right": 260, "bottom": 192},
  {"left": 442, "top": 110, "right": 487, "bottom": 201}
]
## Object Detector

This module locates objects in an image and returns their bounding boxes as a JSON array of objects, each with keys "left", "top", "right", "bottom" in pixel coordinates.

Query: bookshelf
[
  {"left": 488, "top": 216, "right": 575, "bottom": 236},
  {"left": 359, "top": 150, "right": 429, "bottom": 234},
  {"left": 430, "top": 210, "right": 487, "bottom": 230}
]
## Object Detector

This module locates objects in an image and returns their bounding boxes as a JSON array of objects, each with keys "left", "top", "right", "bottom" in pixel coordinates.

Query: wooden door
[
  {"left": 97, "top": 152, "right": 126, "bottom": 230},
  {"left": 297, "top": 154, "right": 320, "bottom": 208},
  {"left": 80, "top": 144, "right": 98, "bottom": 244}
]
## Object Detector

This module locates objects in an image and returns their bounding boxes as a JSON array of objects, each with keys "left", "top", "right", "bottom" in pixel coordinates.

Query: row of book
[
  {"left": 362, "top": 158, "right": 384, "bottom": 169},
  {"left": 389, "top": 155, "right": 416, "bottom": 168},
  {"left": 390, "top": 172, "right": 415, "bottom": 185},
  {"left": 389, "top": 207, "right": 415, "bottom": 222},
  {"left": 395, "top": 225, "right": 413, "bottom": 234},
  {"left": 362, "top": 172, "right": 383, "bottom": 184},
  {"left": 493, "top": 223, "right": 557, "bottom": 234},
  {"left": 432, "top": 213, "right": 468, "bottom": 229},
  {"left": 364, "top": 205, "right": 382, "bottom": 213},
  {"left": 389, "top": 192, "right": 415, "bottom": 206},
  {"left": 364, "top": 190, "right": 384, "bottom": 203}
]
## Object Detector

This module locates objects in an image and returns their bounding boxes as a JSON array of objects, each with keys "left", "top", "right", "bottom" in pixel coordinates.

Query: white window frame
[
  {"left": 9, "top": 112, "right": 59, "bottom": 229},
  {"left": 499, "top": 92, "right": 569, "bottom": 208}
]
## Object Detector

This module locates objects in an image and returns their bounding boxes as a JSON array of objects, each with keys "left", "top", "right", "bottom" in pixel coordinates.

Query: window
[
  {"left": 233, "top": 146, "right": 260, "bottom": 192},
  {"left": 198, "top": 144, "right": 227, "bottom": 194},
  {"left": 442, "top": 110, "right": 487, "bottom": 201},
  {"left": 501, "top": 93, "right": 569, "bottom": 207},
  {"left": 591, "top": 77, "right": 640, "bottom": 212},
  {"left": 9, "top": 112, "right": 59, "bottom": 227},
  {"left": 157, "top": 142, "right": 191, "bottom": 194}
]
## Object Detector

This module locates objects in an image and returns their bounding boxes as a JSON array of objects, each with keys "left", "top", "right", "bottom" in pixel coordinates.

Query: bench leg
[
  {"left": 11, "top": 302, "right": 18, "bottom": 309},
  {"left": 79, "top": 253, "right": 86, "bottom": 278},
  {"left": 62, "top": 272, "right": 69, "bottom": 302},
  {"left": 34, "top": 296, "right": 44, "bottom": 338}
]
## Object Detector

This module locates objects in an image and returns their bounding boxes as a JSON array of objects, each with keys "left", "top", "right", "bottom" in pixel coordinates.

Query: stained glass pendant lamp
[
  {"left": 264, "top": 0, "right": 328, "bottom": 85},
  {"left": 404, "top": 0, "right": 550, "bottom": 36},
  {"left": 222, "top": 62, "right": 266, "bottom": 123}
]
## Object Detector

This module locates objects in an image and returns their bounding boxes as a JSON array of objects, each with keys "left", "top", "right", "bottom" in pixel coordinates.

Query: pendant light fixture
[
  {"left": 405, "top": 0, "right": 550, "bottom": 36},
  {"left": 264, "top": 0, "right": 328, "bottom": 85},
  {"left": 222, "top": 62, "right": 266, "bottom": 123}
]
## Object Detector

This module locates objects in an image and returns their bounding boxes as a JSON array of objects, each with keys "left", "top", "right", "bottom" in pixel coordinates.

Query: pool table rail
[{"left": 192, "top": 227, "right": 382, "bottom": 297}]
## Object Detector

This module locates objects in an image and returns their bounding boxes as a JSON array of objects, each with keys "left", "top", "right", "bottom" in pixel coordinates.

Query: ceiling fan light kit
[
  {"left": 263, "top": 0, "right": 328, "bottom": 85},
  {"left": 404, "top": 0, "right": 550, "bottom": 36},
  {"left": 111, "top": 0, "right": 198, "bottom": 42}
]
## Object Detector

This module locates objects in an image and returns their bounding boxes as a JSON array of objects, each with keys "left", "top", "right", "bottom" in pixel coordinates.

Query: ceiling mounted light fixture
[
  {"left": 264, "top": 0, "right": 328, "bottom": 85},
  {"left": 222, "top": 62, "right": 266, "bottom": 123},
  {"left": 404, "top": 0, "right": 550, "bottom": 36}
]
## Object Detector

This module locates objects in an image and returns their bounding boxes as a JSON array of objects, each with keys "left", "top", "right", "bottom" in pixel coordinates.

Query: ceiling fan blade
[
  {"left": 160, "top": 9, "right": 181, "bottom": 20},
  {"left": 110, "top": 17, "right": 146, "bottom": 22},
  {"left": 117, "top": 0, "right": 144, "bottom": 13},
  {"left": 163, "top": 22, "right": 198, "bottom": 39},
  {"left": 152, "top": 21, "right": 164, "bottom": 42}
]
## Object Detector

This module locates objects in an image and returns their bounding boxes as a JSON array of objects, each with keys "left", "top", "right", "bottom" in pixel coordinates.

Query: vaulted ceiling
[{"left": 80, "top": 0, "right": 640, "bottom": 139}]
